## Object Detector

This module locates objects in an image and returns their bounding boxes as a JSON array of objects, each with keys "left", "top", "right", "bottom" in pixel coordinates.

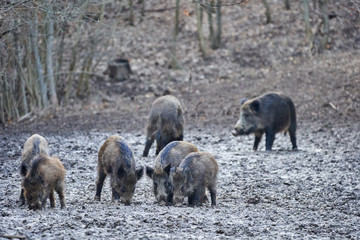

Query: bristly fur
[
  {"left": 29, "top": 155, "right": 47, "bottom": 177},
  {"left": 32, "top": 137, "right": 41, "bottom": 156},
  {"left": 160, "top": 141, "right": 179, "bottom": 165},
  {"left": 116, "top": 138, "right": 133, "bottom": 169},
  {"left": 180, "top": 154, "right": 196, "bottom": 176}
]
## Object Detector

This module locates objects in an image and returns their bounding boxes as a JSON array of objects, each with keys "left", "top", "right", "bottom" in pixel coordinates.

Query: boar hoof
[{"left": 94, "top": 196, "right": 100, "bottom": 201}]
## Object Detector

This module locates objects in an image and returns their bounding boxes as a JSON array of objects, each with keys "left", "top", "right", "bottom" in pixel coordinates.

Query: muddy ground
[
  {"left": 1, "top": 0, "right": 360, "bottom": 239},
  {"left": 1, "top": 125, "right": 359, "bottom": 239}
]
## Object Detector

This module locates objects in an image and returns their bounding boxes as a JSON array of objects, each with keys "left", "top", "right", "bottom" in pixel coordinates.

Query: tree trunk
[
  {"left": 129, "top": 0, "right": 134, "bottom": 26},
  {"left": 55, "top": 22, "right": 66, "bottom": 89},
  {"left": 215, "top": 0, "right": 222, "bottom": 49},
  {"left": 207, "top": 0, "right": 215, "bottom": 49},
  {"left": 31, "top": 8, "right": 48, "bottom": 107},
  {"left": 64, "top": 23, "right": 81, "bottom": 105},
  {"left": 140, "top": 0, "right": 145, "bottom": 20},
  {"left": 284, "top": 0, "right": 290, "bottom": 10},
  {"left": 262, "top": 0, "right": 272, "bottom": 24},
  {"left": 13, "top": 19, "right": 28, "bottom": 115},
  {"left": 303, "top": 0, "right": 312, "bottom": 42},
  {"left": 170, "top": 0, "right": 180, "bottom": 69},
  {"left": 195, "top": 0, "right": 207, "bottom": 56},
  {"left": 318, "top": 0, "right": 329, "bottom": 52},
  {"left": 46, "top": 5, "right": 58, "bottom": 106}
]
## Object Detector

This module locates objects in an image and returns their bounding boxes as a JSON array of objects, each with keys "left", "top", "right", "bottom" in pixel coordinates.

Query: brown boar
[
  {"left": 95, "top": 136, "right": 143, "bottom": 205},
  {"left": 142, "top": 95, "right": 184, "bottom": 157},
  {"left": 232, "top": 92, "right": 297, "bottom": 151},
  {"left": 23, "top": 154, "right": 66, "bottom": 210},
  {"left": 145, "top": 141, "right": 198, "bottom": 205},
  {"left": 19, "top": 134, "right": 49, "bottom": 205},
  {"left": 170, "top": 152, "right": 218, "bottom": 207}
]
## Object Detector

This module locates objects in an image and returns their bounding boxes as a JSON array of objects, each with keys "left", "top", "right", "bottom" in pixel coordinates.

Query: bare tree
[
  {"left": 170, "top": 0, "right": 180, "bottom": 69},
  {"left": 284, "top": 0, "right": 290, "bottom": 10},
  {"left": 195, "top": 0, "right": 208, "bottom": 55},
  {"left": 303, "top": 0, "right": 312, "bottom": 42},
  {"left": 262, "top": 0, "right": 272, "bottom": 24},
  {"left": 31, "top": 7, "right": 48, "bottom": 108},
  {"left": 318, "top": 0, "right": 329, "bottom": 52},
  {"left": 46, "top": 3, "right": 58, "bottom": 106}
]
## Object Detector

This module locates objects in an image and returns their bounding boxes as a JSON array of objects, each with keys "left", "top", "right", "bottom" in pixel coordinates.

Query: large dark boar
[
  {"left": 170, "top": 152, "right": 218, "bottom": 207},
  {"left": 19, "top": 134, "right": 49, "bottom": 205},
  {"left": 145, "top": 141, "right": 198, "bottom": 205},
  {"left": 23, "top": 154, "right": 66, "bottom": 210},
  {"left": 95, "top": 136, "right": 143, "bottom": 205},
  {"left": 232, "top": 92, "right": 297, "bottom": 151},
  {"left": 142, "top": 95, "right": 184, "bottom": 157}
]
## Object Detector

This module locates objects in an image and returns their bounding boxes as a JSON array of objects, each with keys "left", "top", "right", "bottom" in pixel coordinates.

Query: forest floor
[{"left": 1, "top": 1, "right": 359, "bottom": 239}]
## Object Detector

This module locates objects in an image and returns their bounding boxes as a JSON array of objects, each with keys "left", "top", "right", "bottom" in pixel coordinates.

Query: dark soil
[{"left": 1, "top": 1, "right": 359, "bottom": 239}]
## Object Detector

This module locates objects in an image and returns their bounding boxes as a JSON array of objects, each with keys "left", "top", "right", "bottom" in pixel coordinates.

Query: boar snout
[{"left": 233, "top": 126, "right": 245, "bottom": 136}]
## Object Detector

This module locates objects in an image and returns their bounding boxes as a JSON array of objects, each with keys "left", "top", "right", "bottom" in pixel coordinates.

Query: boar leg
[
  {"left": 188, "top": 193, "right": 195, "bottom": 206},
  {"left": 166, "top": 192, "right": 174, "bottom": 205},
  {"left": 202, "top": 195, "right": 209, "bottom": 203},
  {"left": 95, "top": 170, "right": 107, "bottom": 201},
  {"left": 112, "top": 188, "right": 120, "bottom": 202},
  {"left": 143, "top": 138, "right": 154, "bottom": 157},
  {"left": 49, "top": 190, "right": 55, "bottom": 208},
  {"left": 57, "top": 186, "right": 66, "bottom": 209},
  {"left": 265, "top": 129, "right": 276, "bottom": 150},
  {"left": 253, "top": 133, "right": 263, "bottom": 151},
  {"left": 193, "top": 189, "right": 206, "bottom": 206},
  {"left": 41, "top": 194, "right": 48, "bottom": 210},
  {"left": 19, "top": 189, "right": 25, "bottom": 206},
  {"left": 209, "top": 185, "right": 217, "bottom": 206},
  {"left": 289, "top": 128, "right": 297, "bottom": 150}
]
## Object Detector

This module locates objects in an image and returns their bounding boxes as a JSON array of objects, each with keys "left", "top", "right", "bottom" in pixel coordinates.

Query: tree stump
[{"left": 104, "top": 58, "right": 132, "bottom": 81}]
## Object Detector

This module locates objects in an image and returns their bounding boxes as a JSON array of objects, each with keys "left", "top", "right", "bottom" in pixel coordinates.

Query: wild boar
[
  {"left": 95, "top": 136, "right": 143, "bottom": 205},
  {"left": 142, "top": 95, "right": 184, "bottom": 157},
  {"left": 19, "top": 134, "right": 49, "bottom": 205},
  {"left": 145, "top": 141, "right": 199, "bottom": 205},
  {"left": 232, "top": 92, "right": 297, "bottom": 151},
  {"left": 170, "top": 152, "right": 218, "bottom": 207},
  {"left": 23, "top": 154, "right": 66, "bottom": 210}
]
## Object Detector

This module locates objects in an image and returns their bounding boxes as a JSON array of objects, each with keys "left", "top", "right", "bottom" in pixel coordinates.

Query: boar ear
[
  {"left": 240, "top": 98, "right": 248, "bottom": 106},
  {"left": 164, "top": 164, "right": 171, "bottom": 176},
  {"left": 146, "top": 166, "right": 154, "bottom": 178},
  {"left": 117, "top": 166, "right": 126, "bottom": 178},
  {"left": 251, "top": 100, "right": 260, "bottom": 112},
  {"left": 136, "top": 167, "right": 144, "bottom": 180}
]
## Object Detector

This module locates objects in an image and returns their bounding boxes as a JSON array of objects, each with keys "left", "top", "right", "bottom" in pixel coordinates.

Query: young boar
[
  {"left": 232, "top": 92, "right": 297, "bottom": 151},
  {"left": 23, "top": 154, "right": 66, "bottom": 210},
  {"left": 145, "top": 141, "right": 198, "bottom": 205},
  {"left": 19, "top": 134, "right": 49, "bottom": 205},
  {"left": 95, "top": 136, "right": 143, "bottom": 205},
  {"left": 142, "top": 95, "right": 185, "bottom": 157},
  {"left": 170, "top": 152, "right": 218, "bottom": 207}
]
